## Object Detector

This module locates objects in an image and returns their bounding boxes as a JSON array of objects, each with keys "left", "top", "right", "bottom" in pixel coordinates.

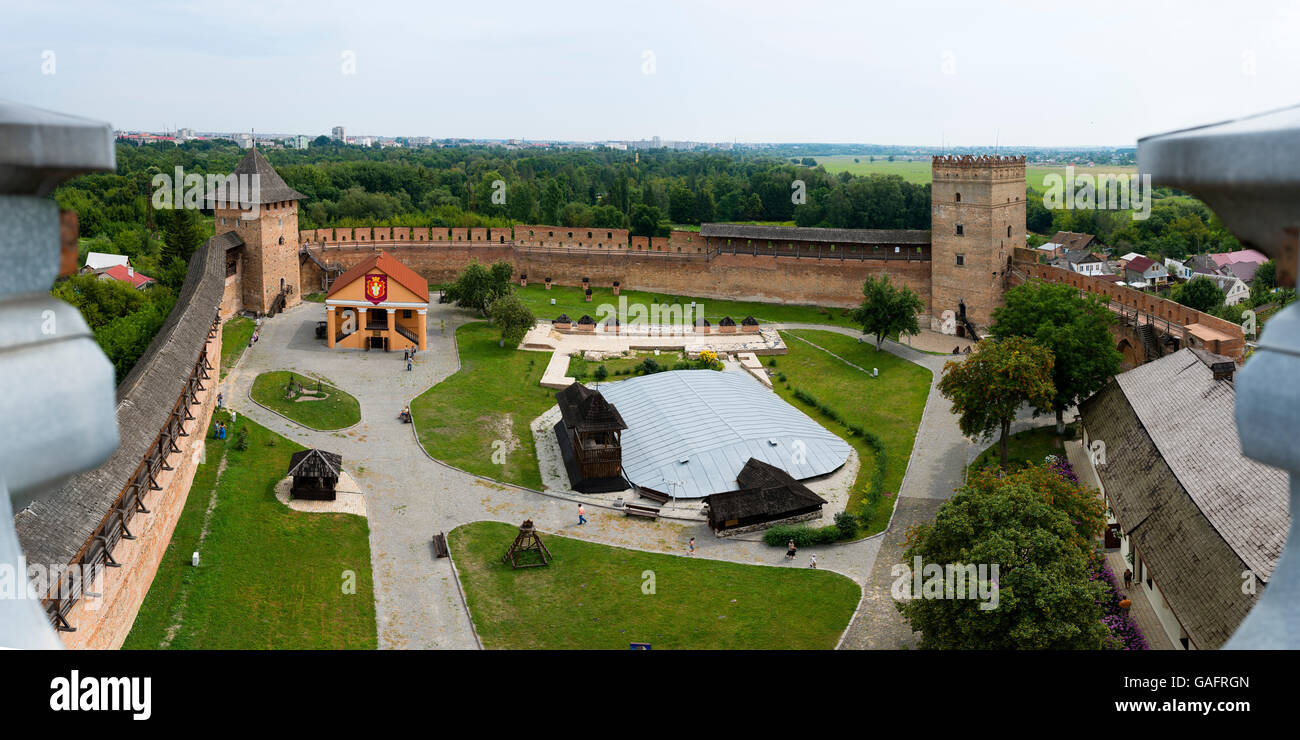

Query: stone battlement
[{"left": 932, "top": 154, "right": 1027, "bottom": 167}]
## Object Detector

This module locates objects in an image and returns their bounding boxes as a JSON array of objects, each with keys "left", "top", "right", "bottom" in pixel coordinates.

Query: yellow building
[{"left": 325, "top": 251, "right": 429, "bottom": 351}]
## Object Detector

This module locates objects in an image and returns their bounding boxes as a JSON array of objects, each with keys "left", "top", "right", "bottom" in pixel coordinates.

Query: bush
[
  {"left": 833, "top": 511, "right": 858, "bottom": 538},
  {"left": 763, "top": 523, "right": 846, "bottom": 548},
  {"left": 233, "top": 426, "right": 249, "bottom": 452},
  {"left": 593, "top": 364, "right": 608, "bottom": 381}
]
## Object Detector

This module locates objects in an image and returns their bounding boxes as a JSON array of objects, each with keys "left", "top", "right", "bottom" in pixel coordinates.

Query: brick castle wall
[
  {"left": 301, "top": 241, "right": 933, "bottom": 312},
  {"left": 57, "top": 327, "right": 222, "bottom": 649}
]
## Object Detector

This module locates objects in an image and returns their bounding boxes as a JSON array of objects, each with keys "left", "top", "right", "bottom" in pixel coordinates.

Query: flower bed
[{"left": 1089, "top": 557, "right": 1149, "bottom": 650}]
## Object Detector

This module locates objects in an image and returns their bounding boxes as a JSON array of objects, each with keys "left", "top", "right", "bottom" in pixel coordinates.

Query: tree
[
  {"left": 445, "top": 260, "right": 513, "bottom": 315},
  {"left": 629, "top": 203, "right": 664, "bottom": 237},
  {"left": 896, "top": 465, "right": 1109, "bottom": 650},
  {"left": 991, "top": 281, "right": 1122, "bottom": 435},
  {"left": 850, "top": 275, "right": 924, "bottom": 349},
  {"left": 938, "top": 337, "right": 1055, "bottom": 467},
  {"left": 1171, "top": 275, "right": 1225, "bottom": 313},
  {"left": 1254, "top": 260, "right": 1277, "bottom": 291},
  {"left": 487, "top": 293, "right": 536, "bottom": 348}
]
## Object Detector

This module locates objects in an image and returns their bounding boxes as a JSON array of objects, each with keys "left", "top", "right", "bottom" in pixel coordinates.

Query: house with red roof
[
  {"left": 1122, "top": 255, "right": 1168, "bottom": 288},
  {"left": 94, "top": 263, "right": 155, "bottom": 290},
  {"left": 323, "top": 250, "right": 429, "bottom": 351}
]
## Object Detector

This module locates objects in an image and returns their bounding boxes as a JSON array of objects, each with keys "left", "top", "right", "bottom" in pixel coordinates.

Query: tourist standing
[
  {"left": 786, "top": 540, "right": 797, "bottom": 560},
  {"left": 808, "top": 553, "right": 818, "bottom": 569},
  {"left": 578, "top": 504, "right": 587, "bottom": 525},
  {"left": 406, "top": 355, "right": 413, "bottom": 372},
  {"left": 688, "top": 537, "right": 695, "bottom": 556},
  {"left": 216, "top": 392, "right": 223, "bottom": 409}
]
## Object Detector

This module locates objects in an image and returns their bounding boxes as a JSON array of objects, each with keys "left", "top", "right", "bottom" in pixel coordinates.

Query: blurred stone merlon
[
  {"left": 1143, "top": 105, "right": 1300, "bottom": 649},
  {"left": 0, "top": 100, "right": 116, "bottom": 197}
]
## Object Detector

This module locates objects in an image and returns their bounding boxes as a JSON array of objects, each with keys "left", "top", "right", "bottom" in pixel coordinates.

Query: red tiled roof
[
  {"left": 1125, "top": 255, "right": 1156, "bottom": 273},
  {"left": 100, "top": 264, "right": 154, "bottom": 288},
  {"left": 326, "top": 250, "right": 429, "bottom": 302}
]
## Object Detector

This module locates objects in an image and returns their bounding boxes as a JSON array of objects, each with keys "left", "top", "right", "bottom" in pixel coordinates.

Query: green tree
[
  {"left": 1254, "top": 260, "right": 1277, "bottom": 290},
  {"left": 896, "top": 465, "right": 1109, "bottom": 650},
  {"left": 991, "top": 281, "right": 1122, "bottom": 435},
  {"left": 445, "top": 260, "right": 513, "bottom": 315},
  {"left": 1171, "top": 275, "right": 1225, "bottom": 313},
  {"left": 850, "top": 275, "right": 925, "bottom": 350},
  {"left": 938, "top": 337, "right": 1055, "bottom": 467},
  {"left": 629, "top": 203, "right": 665, "bottom": 237},
  {"left": 487, "top": 293, "right": 536, "bottom": 348}
]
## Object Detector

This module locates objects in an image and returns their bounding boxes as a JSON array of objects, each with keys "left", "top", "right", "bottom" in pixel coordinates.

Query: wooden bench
[
  {"left": 432, "top": 532, "right": 450, "bottom": 558},
  {"left": 624, "top": 503, "right": 661, "bottom": 519},
  {"left": 637, "top": 488, "right": 671, "bottom": 504}
]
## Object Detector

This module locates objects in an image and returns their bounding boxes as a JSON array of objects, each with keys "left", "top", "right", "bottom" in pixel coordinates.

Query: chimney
[
  {"left": 1212, "top": 360, "right": 1235, "bottom": 382},
  {"left": 127, "top": 265, "right": 133, "bottom": 277}
]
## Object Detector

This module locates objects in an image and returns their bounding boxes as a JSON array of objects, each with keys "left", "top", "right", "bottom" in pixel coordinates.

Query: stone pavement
[{"left": 221, "top": 305, "right": 896, "bottom": 649}]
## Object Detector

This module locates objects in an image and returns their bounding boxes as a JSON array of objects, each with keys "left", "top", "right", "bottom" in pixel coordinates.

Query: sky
[{"left": 5, "top": 0, "right": 1300, "bottom": 147}]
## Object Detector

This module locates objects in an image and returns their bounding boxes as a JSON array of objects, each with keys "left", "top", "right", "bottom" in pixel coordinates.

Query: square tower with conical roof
[
  {"left": 929, "top": 155, "right": 1026, "bottom": 334},
  {"left": 213, "top": 147, "right": 305, "bottom": 316}
]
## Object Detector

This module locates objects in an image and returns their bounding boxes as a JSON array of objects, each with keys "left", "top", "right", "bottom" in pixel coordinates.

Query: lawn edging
[{"left": 245, "top": 370, "right": 363, "bottom": 433}]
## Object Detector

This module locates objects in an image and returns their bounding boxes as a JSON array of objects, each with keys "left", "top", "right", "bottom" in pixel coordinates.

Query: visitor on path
[
  {"left": 1123, "top": 568, "right": 1134, "bottom": 589},
  {"left": 216, "top": 392, "right": 223, "bottom": 409},
  {"left": 688, "top": 537, "right": 695, "bottom": 556},
  {"left": 1119, "top": 596, "right": 1132, "bottom": 615},
  {"left": 578, "top": 504, "right": 587, "bottom": 525},
  {"left": 406, "top": 356, "right": 413, "bottom": 371},
  {"left": 786, "top": 540, "right": 797, "bottom": 560},
  {"left": 808, "top": 553, "right": 818, "bottom": 569},
  {"left": 398, "top": 406, "right": 410, "bottom": 423}
]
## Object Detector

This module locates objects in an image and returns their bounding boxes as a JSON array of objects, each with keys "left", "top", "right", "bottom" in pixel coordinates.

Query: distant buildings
[
  {"left": 331, "top": 126, "right": 345, "bottom": 141},
  {"left": 80, "top": 256, "right": 155, "bottom": 290}
]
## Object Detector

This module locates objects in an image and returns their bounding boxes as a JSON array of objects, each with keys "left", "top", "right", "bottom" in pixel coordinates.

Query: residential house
[
  {"left": 1079, "top": 349, "right": 1288, "bottom": 649},
  {"left": 1122, "top": 255, "right": 1168, "bottom": 287},
  {"left": 81, "top": 252, "right": 129, "bottom": 273},
  {"left": 94, "top": 263, "right": 155, "bottom": 290},
  {"left": 1062, "top": 248, "right": 1105, "bottom": 276},
  {"left": 1164, "top": 257, "right": 1194, "bottom": 281},
  {"left": 1192, "top": 273, "right": 1251, "bottom": 305}
]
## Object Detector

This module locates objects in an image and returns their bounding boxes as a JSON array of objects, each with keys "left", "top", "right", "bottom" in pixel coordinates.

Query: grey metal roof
[
  {"left": 1113, "top": 348, "right": 1288, "bottom": 580},
  {"left": 699, "top": 223, "right": 931, "bottom": 246},
  {"left": 597, "top": 370, "right": 851, "bottom": 498}
]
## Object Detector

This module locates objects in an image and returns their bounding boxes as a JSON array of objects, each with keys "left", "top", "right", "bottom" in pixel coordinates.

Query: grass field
[
  {"left": 123, "top": 411, "right": 376, "bottom": 649},
  {"left": 250, "top": 370, "right": 361, "bottom": 430},
  {"left": 969, "top": 423, "right": 1076, "bottom": 477},
  {"left": 450, "top": 520, "right": 859, "bottom": 650},
  {"left": 775, "top": 330, "right": 931, "bottom": 533},
  {"left": 813, "top": 155, "right": 1138, "bottom": 193},
  {"left": 410, "top": 322, "right": 557, "bottom": 489},
  {"left": 219, "top": 317, "right": 255, "bottom": 379},
  {"left": 510, "top": 283, "right": 859, "bottom": 329}
]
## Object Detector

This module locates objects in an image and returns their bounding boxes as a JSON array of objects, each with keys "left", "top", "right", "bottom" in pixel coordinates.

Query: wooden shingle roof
[
  {"left": 707, "top": 458, "right": 827, "bottom": 523},
  {"left": 700, "top": 223, "right": 931, "bottom": 245},
  {"left": 555, "top": 382, "right": 627, "bottom": 433},
  {"left": 288, "top": 448, "right": 342, "bottom": 478}
]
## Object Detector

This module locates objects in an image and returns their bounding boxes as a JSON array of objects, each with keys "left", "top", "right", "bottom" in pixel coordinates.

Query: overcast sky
[{"left": 6, "top": 0, "right": 1300, "bottom": 147}]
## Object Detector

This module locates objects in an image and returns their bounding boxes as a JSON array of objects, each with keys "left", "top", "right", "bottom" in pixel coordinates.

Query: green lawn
[
  {"left": 410, "top": 323, "right": 557, "bottom": 489},
  {"left": 969, "top": 423, "right": 1076, "bottom": 477},
  {"left": 509, "top": 283, "right": 858, "bottom": 329},
  {"left": 250, "top": 370, "right": 361, "bottom": 430},
  {"left": 450, "top": 520, "right": 859, "bottom": 650},
  {"left": 775, "top": 330, "right": 931, "bottom": 534},
  {"left": 567, "top": 350, "right": 687, "bottom": 380},
  {"left": 123, "top": 411, "right": 376, "bottom": 649},
  {"left": 219, "top": 317, "right": 255, "bottom": 379},
  {"left": 303, "top": 292, "right": 326, "bottom": 303}
]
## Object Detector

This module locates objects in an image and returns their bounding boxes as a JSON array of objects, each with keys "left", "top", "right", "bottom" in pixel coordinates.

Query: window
[
  {"left": 402, "top": 310, "right": 412, "bottom": 319},
  {"left": 956, "top": 224, "right": 964, "bottom": 236},
  {"left": 955, "top": 193, "right": 961, "bottom": 202},
  {"left": 1007, "top": 225, "right": 1012, "bottom": 237},
  {"left": 956, "top": 254, "right": 965, "bottom": 266}
]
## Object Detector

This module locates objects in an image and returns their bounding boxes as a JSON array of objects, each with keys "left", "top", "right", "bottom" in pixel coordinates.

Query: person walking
[
  {"left": 577, "top": 504, "right": 587, "bottom": 525},
  {"left": 406, "top": 355, "right": 413, "bottom": 371},
  {"left": 785, "top": 540, "right": 797, "bottom": 560},
  {"left": 1119, "top": 595, "right": 1132, "bottom": 615},
  {"left": 808, "top": 553, "right": 818, "bottom": 569},
  {"left": 1123, "top": 568, "right": 1134, "bottom": 589},
  {"left": 687, "top": 537, "right": 695, "bottom": 556},
  {"left": 216, "top": 392, "right": 223, "bottom": 409}
]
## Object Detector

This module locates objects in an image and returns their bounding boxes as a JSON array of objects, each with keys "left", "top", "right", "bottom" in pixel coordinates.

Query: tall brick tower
[
  {"left": 212, "top": 147, "right": 305, "bottom": 316},
  {"left": 929, "top": 155, "right": 1026, "bottom": 335}
]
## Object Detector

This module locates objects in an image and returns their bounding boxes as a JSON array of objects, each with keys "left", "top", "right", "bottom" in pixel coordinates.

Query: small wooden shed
[{"left": 288, "top": 448, "right": 343, "bottom": 501}]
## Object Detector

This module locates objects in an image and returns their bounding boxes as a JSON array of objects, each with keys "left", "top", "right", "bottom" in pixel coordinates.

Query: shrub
[
  {"left": 833, "top": 511, "right": 858, "bottom": 538},
  {"left": 763, "top": 523, "right": 846, "bottom": 548},
  {"left": 233, "top": 426, "right": 249, "bottom": 452},
  {"left": 593, "top": 364, "right": 608, "bottom": 381}
]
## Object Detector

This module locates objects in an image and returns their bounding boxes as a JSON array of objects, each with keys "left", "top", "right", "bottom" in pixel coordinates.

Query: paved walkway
[{"left": 221, "top": 306, "right": 903, "bottom": 649}]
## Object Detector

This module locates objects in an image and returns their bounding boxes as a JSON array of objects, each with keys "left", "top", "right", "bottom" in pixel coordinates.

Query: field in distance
[{"left": 813, "top": 156, "right": 1136, "bottom": 190}]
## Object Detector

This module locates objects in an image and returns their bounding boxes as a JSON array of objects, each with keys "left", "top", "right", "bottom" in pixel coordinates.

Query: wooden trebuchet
[{"left": 503, "top": 519, "right": 551, "bottom": 569}]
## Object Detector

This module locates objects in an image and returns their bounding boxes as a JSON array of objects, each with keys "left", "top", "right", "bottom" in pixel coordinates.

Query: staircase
[{"left": 1137, "top": 322, "right": 1161, "bottom": 362}]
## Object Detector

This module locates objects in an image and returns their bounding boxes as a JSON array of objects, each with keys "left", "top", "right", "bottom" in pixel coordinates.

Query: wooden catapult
[{"left": 503, "top": 520, "right": 552, "bottom": 569}]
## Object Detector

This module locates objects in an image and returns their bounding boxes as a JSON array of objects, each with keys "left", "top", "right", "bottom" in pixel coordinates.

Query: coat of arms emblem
[{"left": 365, "top": 274, "right": 387, "bottom": 305}]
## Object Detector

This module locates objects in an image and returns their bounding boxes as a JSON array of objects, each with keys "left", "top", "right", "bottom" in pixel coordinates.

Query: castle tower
[
  {"left": 929, "top": 155, "right": 1026, "bottom": 334},
  {"left": 212, "top": 147, "right": 305, "bottom": 316}
]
